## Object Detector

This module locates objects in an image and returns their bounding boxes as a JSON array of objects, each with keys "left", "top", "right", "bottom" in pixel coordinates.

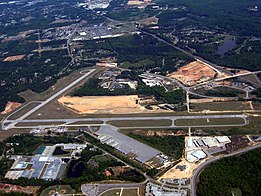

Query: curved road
[{"left": 190, "top": 144, "right": 261, "bottom": 196}]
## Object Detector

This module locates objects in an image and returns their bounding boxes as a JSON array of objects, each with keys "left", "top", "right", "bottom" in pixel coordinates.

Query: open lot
[
  {"left": 0, "top": 184, "right": 40, "bottom": 195},
  {"left": 101, "top": 189, "right": 121, "bottom": 196},
  {"left": 6, "top": 102, "right": 41, "bottom": 120},
  {"left": 81, "top": 183, "right": 143, "bottom": 196},
  {"left": 168, "top": 61, "right": 216, "bottom": 86},
  {"left": 3, "top": 54, "right": 26, "bottom": 62},
  {"left": 58, "top": 95, "right": 158, "bottom": 114},
  {"left": 0, "top": 128, "right": 31, "bottom": 141},
  {"left": 26, "top": 101, "right": 82, "bottom": 120},
  {"left": 174, "top": 118, "right": 245, "bottom": 127},
  {"left": 0, "top": 102, "right": 22, "bottom": 115},
  {"left": 191, "top": 101, "right": 253, "bottom": 112},
  {"left": 19, "top": 68, "right": 99, "bottom": 103},
  {"left": 40, "top": 185, "right": 74, "bottom": 196},
  {"left": 108, "top": 119, "right": 172, "bottom": 127}
]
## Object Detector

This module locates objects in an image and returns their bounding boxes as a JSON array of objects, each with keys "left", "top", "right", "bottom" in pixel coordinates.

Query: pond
[
  {"left": 53, "top": 146, "right": 71, "bottom": 156},
  {"left": 66, "top": 159, "right": 85, "bottom": 178},
  {"left": 217, "top": 38, "right": 237, "bottom": 56}
]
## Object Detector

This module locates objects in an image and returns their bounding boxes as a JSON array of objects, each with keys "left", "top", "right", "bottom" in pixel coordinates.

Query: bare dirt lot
[
  {"left": 3, "top": 55, "right": 26, "bottom": 62},
  {"left": 0, "top": 184, "right": 40, "bottom": 195},
  {"left": 1, "top": 102, "right": 22, "bottom": 115},
  {"left": 159, "top": 158, "right": 201, "bottom": 179},
  {"left": 58, "top": 95, "right": 160, "bottom": 114},
  {"left": 127, "top": 0, "right": 151, "bottom": 7},
  {"left": 168, "top": 61, "right": 216, "bottom": 86}
]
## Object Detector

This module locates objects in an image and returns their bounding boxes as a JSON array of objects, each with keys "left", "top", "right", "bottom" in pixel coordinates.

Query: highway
[
  {"left": 2, "top": 69, "right": 96, "bottom": 130},
  {"left": 190, "top": 144, "right": 261, "bottom": 196}
]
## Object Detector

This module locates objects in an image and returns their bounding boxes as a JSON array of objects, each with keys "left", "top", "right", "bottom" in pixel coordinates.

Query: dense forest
[
  {"left": 0, "top": 0, "right": 106, "bottom": 112},
  {"left": 82, "top": 34, "right": 193, "bottom": 73},
  {"left": 197, "top": 148, "right": 261, "bottom": 196},
  {"left": 149, "top": 0, "right": 261, "bottom": 71},
  {"left": 157, "top": 0, "right": 261, "bottom": 37}
]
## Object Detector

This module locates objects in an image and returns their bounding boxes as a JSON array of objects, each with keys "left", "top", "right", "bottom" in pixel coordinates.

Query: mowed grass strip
[
  {"left": 40, "top": 185, "right": 73, "bottom": 196},
  {"left": 16, "top": 121, "right": 66, "bottom": 127},
  {"left": 67, "top": 121, "right": 103, "bottom": 125},
  {"left": 174, "top": 118, "right": 245, "bottom": 127},
  {"left": 108, "top": 119, "right": 172, "bottom": 127},
  {"left": 122, "top": 188, "right": 139, "bottom": 196},
  {"left": 8, "top": 102, "right": 41, "bottom": 120},
  {"left": 100, "top": 189, "right": 121, "bottom": 196},
  {"left": 191, "top": 101, "right": 251, "bottom": 112}
]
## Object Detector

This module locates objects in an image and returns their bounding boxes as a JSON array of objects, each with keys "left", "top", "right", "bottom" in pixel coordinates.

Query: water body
[
  {"left": 217, "top": 38, "right": 237, "bottom": 56},
  {"left": 66, "top": 160, "right": 85, "bottom": 178}
]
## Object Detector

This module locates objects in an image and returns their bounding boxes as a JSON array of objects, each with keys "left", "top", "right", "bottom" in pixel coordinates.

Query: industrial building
[
  {"left": 186, "top": 136, "right": 231, "bottom": 163},
  {"left": 87, "top": 125, "right": 170, "bottom": 168},
  {"left": 5, "top": 143, "right": 86, "bottom": 180}
]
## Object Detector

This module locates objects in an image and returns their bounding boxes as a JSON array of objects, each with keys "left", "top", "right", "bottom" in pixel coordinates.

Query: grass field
[
  {"left": 122, "top": 188, "right": 139, "bottom": 196},
  {"left": 0, "top": 128, "right": 31, "bottom": 141},
  {"left": 7, "top": 102, "right": 41, "bottom": 120},
  {"left": 67, "top": 121, "right": 103, "bottom": 125},
  {"left": 174, "top": 118, "right": 245, "bottom": 126},
  {"left": 101, "top": 188, "right": 139, "bottom": 196},
  {"left": 101, "top": 189, "right": 121, "bottom": 196},
  {"left": 194, "top": 115, "right": 261, "bottom": 135},
  {"left": 19, "top": 68, "right": 99, "bottom": 102},
  {"left": 191, "top": 101, "right": 251, "bottom": 112},
  {"left": 15, "top": 121, "right": 66, "bottom": 127},
  {"left": 108, "top": 119, "right": 172, "bottom": 127},
  {"left": 40, "top": 185, "right": 74, "bottom": 196},
  {"left": 93, "top": 154, "right": 115, "bottom": 162},
  {"left": 11, "top": 68, "right": 99, "bottom": 120}
]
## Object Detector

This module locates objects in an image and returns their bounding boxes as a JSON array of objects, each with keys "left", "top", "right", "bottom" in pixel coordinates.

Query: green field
[
  {"left": 93, "top": 154, "right": 115, "bottom": 162},
  {"left": 122, "top": 188, "right": 139, "bottom": 196},
  {"left": 174, "top": 118, "right": 245, "bottom": 127},
  {"left": 191, "top": 101, "right": 251, "bottom": 112},
  {"left": 101, "top": 188, "right": 139, "bottom": 196},
  {"left": 108, "top": 119, "right": 172, "bottom": 127},
  {"left": 101, "top": 189, "right": 121, "bottom": 196},
  {"left": 40, "top": 185, "right": 74, "bottom": 196}
]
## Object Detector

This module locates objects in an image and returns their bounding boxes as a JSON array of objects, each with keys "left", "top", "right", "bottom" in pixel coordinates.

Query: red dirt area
[
  {"left": 3, "top": 55, "right": 26, "bottom": 62},
  {"left": 1, "top": 101, "right": 22, "bottom": 114},
  {"left": 0, "top": 183, "right": 40, "bottom": 196},
  {"left": 168, "top": 61, "right": 216, "bottom": 86}
]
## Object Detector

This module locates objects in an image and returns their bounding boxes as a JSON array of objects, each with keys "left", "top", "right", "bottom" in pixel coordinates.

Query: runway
[{"left": 2, "top": 114, "right": 248, "bottom": 130}]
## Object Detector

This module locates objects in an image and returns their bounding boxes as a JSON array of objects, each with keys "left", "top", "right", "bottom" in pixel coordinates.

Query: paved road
[
  {"left": 146, "top": 72, "right": 239, "bottom": 99},
  {"left": 2, "top": 114, "right": 247, "bottom": 130},
  {"left": 139, "top": 29, "right": 233, "bottom": 76},
  {"left": 2, "top": 69, "right": 96, "bottom": 130},
  {"left": 190, "top": 144, "right": 261, "bottom": 196}
]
